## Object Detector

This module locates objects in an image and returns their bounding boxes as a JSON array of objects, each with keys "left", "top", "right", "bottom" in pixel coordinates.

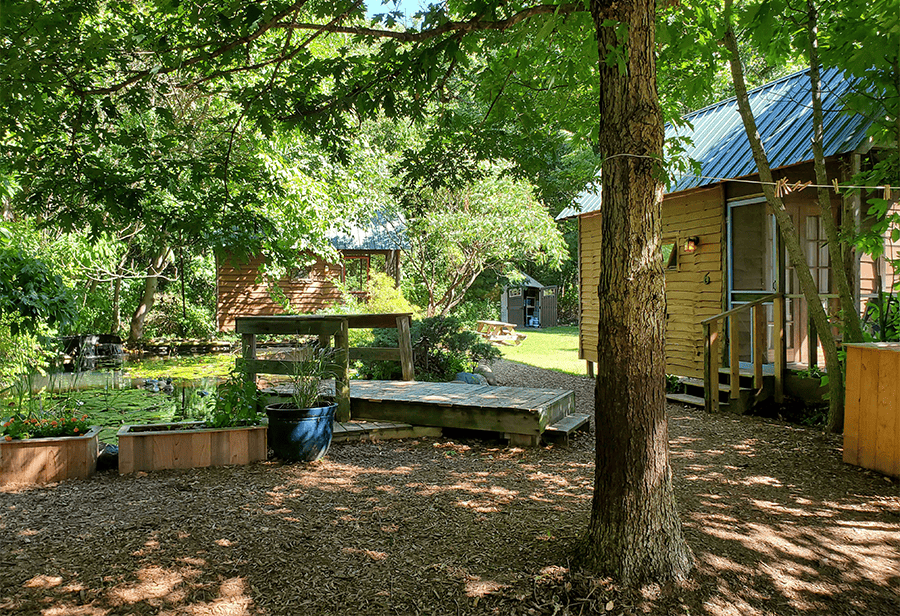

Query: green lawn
[{"left": 497, "top": 325, "right": 587, "bottom": 376}]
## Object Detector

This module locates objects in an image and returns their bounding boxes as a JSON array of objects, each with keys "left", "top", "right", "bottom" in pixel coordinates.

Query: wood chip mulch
[{"left": 1, "top": 359, "right": 898, "bottom": 615}]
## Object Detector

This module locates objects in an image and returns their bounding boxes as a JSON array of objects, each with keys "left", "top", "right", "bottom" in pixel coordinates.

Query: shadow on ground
[{"left": 1, "top": 405, "right": 897, "bottom": 616}]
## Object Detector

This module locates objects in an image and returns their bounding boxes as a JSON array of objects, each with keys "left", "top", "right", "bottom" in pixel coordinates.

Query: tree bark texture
[
  {"left": 579, "top": 0, "right": 693, "bottom": 584},
  {"left": 723, "top": 25, "right": 845, "bottom": 432},
  {"left": 128, "top": 249, "right": 170, "bottom": 342}
]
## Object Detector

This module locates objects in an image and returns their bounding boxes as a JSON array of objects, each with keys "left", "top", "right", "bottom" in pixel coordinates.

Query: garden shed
[{"left": 500, "top": 273, "right": 558, "bottom": 328}]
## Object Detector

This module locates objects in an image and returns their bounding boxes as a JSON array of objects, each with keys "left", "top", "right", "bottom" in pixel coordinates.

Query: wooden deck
[{"left": 350, "top": 380, "right": 575, "bottom": 446}]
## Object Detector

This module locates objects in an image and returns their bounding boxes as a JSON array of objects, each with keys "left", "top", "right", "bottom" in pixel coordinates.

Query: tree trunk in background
[
  {"left": 578, "top": 0, "right": 693, "bottom": 584},
  {"left": 806, "top": 0, "right": 863, "bottom": 345},
  {"left": 111, "top": 275, "right": 122, "bottom": 336},
  {"left": 128, "top": 249, "right": 169, "bottom": 342},
  {"left": 723, "top": 22, "right": 845, "bottom": 433}
]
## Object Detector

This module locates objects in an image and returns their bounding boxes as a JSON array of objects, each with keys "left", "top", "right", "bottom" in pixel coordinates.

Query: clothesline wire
[{"left": 600, "top": 153, "right": 893, "bottom": 192}]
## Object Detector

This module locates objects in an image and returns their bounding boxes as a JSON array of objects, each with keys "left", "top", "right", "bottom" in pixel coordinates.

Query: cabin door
[{"left": 728, "top": 197, "right": 777, "bottom": 364}]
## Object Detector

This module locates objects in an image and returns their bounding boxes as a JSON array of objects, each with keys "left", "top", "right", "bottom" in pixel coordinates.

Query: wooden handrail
[
  {"left": 702, "top": 293, "right": 784, "bottom": 413},
  {"left": 700, "top": 293, "right": 778, "bottom": 325}
]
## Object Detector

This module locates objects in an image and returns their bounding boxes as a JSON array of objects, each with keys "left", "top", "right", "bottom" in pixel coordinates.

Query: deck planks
[{"left": 349, "top": 380, "right": 575, "bottom": 439}]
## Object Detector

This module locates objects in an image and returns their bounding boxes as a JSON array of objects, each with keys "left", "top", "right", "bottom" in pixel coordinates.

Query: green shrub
[
  {"left": 0, "top": 240, "right": 76, "bottom": 336},
  {"left": 665, "top": 374, "right": 685, "bottom": 394},
  {"left": 357, "top": 315, "right": 500, "bottom": 382},
  {"left": 0, "top": 315, "right": 49, "bottom": 389},
  {"left": 323, "top": 272, "right": 421, "bottom": 318},
  {"left": 143, "top": 293, "right": 215, "bottom": 339},
  {"left": 448, "top": 297, "right": 499, "bottom": 328},
  {"left": 206, "top": 372, "right": 262, "bottom": 428}
]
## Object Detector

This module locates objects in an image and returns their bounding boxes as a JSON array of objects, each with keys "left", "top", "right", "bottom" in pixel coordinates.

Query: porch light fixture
[{"left": 684, "top": 236, "right": 700, "bottom": 253}]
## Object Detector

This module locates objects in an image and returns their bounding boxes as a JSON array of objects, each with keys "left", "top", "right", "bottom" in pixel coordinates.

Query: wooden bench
[{"left": 476, "top": 320, "right": 527, "bottom": 346}]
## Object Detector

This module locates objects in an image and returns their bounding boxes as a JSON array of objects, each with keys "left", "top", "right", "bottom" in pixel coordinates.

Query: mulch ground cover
[{"left": 1, "top": 360, "right": 898, "bottom": 615}]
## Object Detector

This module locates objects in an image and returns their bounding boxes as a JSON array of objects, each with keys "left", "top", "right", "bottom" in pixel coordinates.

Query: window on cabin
[
  {"left": 291, "top": 265, "right": 312, "bottom": 281},
  {"left": 661, "top": 240, "right": 678, "bottom": 270}
]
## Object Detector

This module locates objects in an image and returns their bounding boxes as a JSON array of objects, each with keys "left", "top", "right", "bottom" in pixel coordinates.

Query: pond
[{"left": 5, "top": 353, "right": 238, "bottom": 445}]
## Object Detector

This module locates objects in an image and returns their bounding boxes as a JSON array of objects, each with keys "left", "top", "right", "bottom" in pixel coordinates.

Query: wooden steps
[
  {"left": 666, "top": 369, "right": 773, "bottom": 414},
  {"left": 542, "top": 414, "right": 591, "bottom": 446},
  {"left": 332, "top": 420, "right": 442, "bottom": 443}
]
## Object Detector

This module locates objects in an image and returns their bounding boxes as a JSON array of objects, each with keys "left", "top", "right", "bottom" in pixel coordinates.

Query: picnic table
[{"left": 476, "top": 320, "right": 527, "bottom": 346}]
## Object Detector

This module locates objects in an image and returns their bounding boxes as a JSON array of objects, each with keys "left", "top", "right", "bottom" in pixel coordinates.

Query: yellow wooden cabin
[{"left": 558, "top": 68, "right": 899, "bottom": 410}]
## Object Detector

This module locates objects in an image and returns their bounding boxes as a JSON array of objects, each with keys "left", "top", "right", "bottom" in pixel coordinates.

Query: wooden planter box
[
  {"left": 1, "top": 426, "right": 100, "bottom": 486},
  {"left": 117, "top": 422, "right": 267, "bottom": 474},
  {"left": 844, "top": 343, "right": 900, "bottom": 477}
]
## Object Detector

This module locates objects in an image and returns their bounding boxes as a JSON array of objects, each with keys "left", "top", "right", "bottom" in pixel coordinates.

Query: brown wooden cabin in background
[
  {"left": 216, "top": 213, "right": 404, "bottom": 331},
  {"left": 558, "top": 68, "right": 898, "bottom": 395}
]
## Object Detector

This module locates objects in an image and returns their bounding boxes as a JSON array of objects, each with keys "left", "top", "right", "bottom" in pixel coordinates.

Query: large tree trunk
[
  {"left": 578, "top": 0, "right": 693, "bottom": 584},
  {"left": 128, "top": 249, "right": 169, "bottom": 342},
  {"left": 723, "top": 23, "right": 845, "bottom": 432}
]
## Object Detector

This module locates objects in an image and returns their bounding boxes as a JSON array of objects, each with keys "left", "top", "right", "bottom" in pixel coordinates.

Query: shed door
[
  {"left": 507, "top": 288, "right": 525, "bottom": 327},
  {"left": 540, "top": 287, "right": 558, "bottom": 327}
]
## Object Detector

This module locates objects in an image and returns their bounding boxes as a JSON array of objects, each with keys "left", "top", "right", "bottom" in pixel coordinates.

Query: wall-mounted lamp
[{"left": 683, "top": 236, "right": 700, "bottom": 253}]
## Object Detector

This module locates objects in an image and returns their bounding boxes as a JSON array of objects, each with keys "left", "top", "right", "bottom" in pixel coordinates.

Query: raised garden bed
[
  {"left": 1, "top": 426, "right": 100, "bottom": 486},
  {"left": 844, "top": 342, "right": 900, "bottom": 477},
  {"left": 117, "top": 421, "right": 267, "bottom": 474}
]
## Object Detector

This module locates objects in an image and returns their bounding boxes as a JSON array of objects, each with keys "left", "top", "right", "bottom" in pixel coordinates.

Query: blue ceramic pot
[{"left": 265, "top": 400, "right": 337, "bottom": 462}]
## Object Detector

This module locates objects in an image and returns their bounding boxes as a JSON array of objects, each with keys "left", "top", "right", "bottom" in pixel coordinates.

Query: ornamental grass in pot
[{"left": 265, "top": 347, "right": 338, "bottom": 462}]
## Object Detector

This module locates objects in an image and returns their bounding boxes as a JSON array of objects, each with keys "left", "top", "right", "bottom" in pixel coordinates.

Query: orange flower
[
  {"left": 51, "top": 421, "right": 58, "bottom": 426},
  {"left": 4, "top": 435, "right": 11, "bottom": 442},
  {"left": 82, "top": 414, "right": 87, "bottom": 420},
  {"left": 73, "top": 428, "right": 79, "bottom": 433}
]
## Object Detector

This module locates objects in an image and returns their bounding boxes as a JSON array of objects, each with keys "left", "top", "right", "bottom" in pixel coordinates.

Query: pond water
[{"left": 6, "top": 354, "right": 238, "bottom": 445}]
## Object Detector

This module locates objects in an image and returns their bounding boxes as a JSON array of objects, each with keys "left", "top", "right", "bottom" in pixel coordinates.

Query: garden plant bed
[
  {"left": 117, "top": 421, "right": 267, "bottom": 474},
  {"left": 1, "top": 361, "right": 898, "bottom": 616},
  {"left": 0, "top": 425, "right": 100, "bottom": 486}
]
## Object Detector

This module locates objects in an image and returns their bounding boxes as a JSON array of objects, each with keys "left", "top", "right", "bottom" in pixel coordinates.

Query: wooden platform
[{"left": 350, "top": 381, "right": 575, "bottom": 446}]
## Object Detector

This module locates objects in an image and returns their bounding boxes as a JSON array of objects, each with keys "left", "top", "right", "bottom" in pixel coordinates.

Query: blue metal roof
[
  {"left": 328, "top": 209, "right": 407, "bottom": 251},
  {"left": 557, "top": 67, "right": 872, "bottom": 220}
]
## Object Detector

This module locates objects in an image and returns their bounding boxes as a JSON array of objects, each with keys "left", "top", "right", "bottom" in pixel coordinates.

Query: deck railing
[{"left": 700, "top": 293, "right": 784, "bottom": 412}]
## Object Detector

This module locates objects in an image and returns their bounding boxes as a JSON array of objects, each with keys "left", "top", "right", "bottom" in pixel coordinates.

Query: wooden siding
[
  {"left": 662, "top": 187, "right": 725, "bottom": 377},
  {"left": 859, "top": 198, "right": 900, "bottom": 307},
  {"left": 578, "top": 186, "right": 724, "bottom": 379},
  {"left": 217, "top": 254, "right": 342, "bottom": 331},
  {"left": 578, "top": 212, "right": 602, "bottom": 364}
]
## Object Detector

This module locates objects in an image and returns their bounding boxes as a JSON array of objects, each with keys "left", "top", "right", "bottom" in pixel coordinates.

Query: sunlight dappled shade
[
  {"left": 111, "top": 566, "right": 191, "bottom": 604},
  {"left": 23, "top": 574, "right": 63, "bottom": 589}
]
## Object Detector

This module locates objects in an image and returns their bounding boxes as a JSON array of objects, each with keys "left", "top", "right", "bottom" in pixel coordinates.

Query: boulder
[
  {"left": 454, "top": 372, "right": 489, "bottom": 385},
  {"left": 474, "top": 364, "right": 498, "bottom": 385}
]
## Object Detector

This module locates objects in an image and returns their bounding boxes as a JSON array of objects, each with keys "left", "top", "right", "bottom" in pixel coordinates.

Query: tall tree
[
  {"left": 577, "top": 0, "right": 694, "bottom": 582},
  {"left": 401, "top": 163, "right": 566, "bottom": 316}
]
